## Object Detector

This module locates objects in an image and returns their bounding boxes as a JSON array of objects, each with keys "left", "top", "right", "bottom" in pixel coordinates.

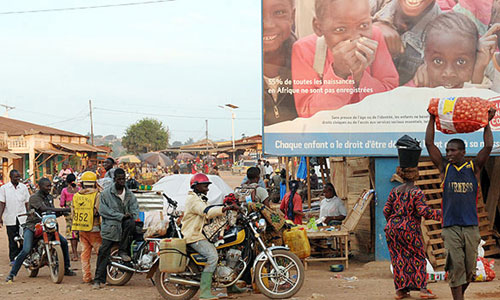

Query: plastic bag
[
  {"left": 307, "top": 217, "right": 319, "bottom": 232},
  {"left": 475, "top": 257, "right": 495, "bottom": 282},
  {"left": 428, "top": 97, "right": 494, "bottom": 134},
  {"left": 478, "top": 239, "right": 486, "bottom": 258}
]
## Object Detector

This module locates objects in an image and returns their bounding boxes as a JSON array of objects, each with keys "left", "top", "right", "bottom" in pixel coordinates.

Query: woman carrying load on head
[{"left": 384, "top": 136, "right": 442, "bottom": 300}]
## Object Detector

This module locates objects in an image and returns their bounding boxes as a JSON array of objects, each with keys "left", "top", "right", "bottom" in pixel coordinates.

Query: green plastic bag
[{"left": 307, "top": 217, "right": 318, "bottom": 232}]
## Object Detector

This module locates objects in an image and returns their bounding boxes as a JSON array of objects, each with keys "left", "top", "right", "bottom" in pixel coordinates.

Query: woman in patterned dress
[
  {"left": 384, "top": 166, "right": 441, "bottom": 299},
  {"left": 60, "top": 173, "right": 80, "bottom": 261}
]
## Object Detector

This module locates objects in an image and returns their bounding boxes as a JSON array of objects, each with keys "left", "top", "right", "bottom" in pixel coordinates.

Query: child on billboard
[
  {"left": 291, "top": 0, "right": 399, "bottom": 118},
  {"left": 263, "top": 0, "right": 299, "bottom": 126},
  {"left": 412, "top": 12, "right": 496, "bottom": 89},
  {"left": 373, "top": 0, "right": 441, "bottom": 85}
]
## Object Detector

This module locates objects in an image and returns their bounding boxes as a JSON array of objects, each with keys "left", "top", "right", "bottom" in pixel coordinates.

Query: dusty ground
[{"left": 1, "top": 172, "right": 499, "bottom": 299}]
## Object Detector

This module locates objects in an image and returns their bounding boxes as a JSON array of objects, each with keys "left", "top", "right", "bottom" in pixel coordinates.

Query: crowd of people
[
  {"left": 0, "top": 156, "right": 140, "bottom": 289},
  {"left": 0, "top": 114, "right": 496, "bottom": 299}
]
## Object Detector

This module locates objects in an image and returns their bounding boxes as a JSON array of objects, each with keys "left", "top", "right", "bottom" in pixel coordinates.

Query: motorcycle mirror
[{"left": 162, "top": 193, "right": 177, "bottom": 207}]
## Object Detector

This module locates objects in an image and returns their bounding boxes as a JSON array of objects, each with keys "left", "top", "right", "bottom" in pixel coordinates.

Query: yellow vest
[{"left": 72, "top": 192, "right": 97, "bottom": 231}]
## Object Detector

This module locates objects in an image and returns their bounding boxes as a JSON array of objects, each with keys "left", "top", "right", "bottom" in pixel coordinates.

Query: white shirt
[
  {"left": 0, "top": 182, "right": 30, "bottom": 226},
  {"left": 117, "top": 189, "right": 126, "bottom": 203},
  {"left": 264, "top": 165, "right": 274, "bottom": 176},
  {"left": 319, "top": 196, "right": 347, "bottom": 220}
]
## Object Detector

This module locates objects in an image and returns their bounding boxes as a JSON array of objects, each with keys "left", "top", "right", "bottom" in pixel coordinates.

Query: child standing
[
  {"left": 263, "top": 0, "right": 298, "bottom": 126},
  {"left": 280, "top": 180, "right": 304, "bottom": 225},
  {"left": 292, "top": 0, "right": 398, "bottom": 118}
]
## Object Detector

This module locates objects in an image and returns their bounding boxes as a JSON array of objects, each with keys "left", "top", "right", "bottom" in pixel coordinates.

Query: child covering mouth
[{"left": 291, "top": 0, "right": 398, "bottom": 118}]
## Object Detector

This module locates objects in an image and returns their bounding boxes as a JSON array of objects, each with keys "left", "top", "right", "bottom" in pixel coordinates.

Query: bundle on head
[{"left": 396, "top": 167, "right": 419, "bottom": 182}]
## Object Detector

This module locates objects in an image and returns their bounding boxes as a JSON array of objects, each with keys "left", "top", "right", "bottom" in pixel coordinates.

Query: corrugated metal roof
[
  {"left": 51, "top": 142, "right": 106, "bottom": 153},
  {"left": 0, "top": 151, "right": 21, "bottom": 159},
  {"left": 35, "top": 148, "right": 73, "bottom": 156},
  {"left": 0, "top": 117, "right": 86, "bottom": 137}
]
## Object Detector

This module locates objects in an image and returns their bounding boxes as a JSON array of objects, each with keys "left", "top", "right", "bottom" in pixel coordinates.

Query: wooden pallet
[{"left": 416, "top": 160, "right": 500, "bottom": 270}]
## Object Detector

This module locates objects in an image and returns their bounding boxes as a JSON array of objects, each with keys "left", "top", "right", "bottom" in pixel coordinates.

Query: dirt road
[{"left": 1, "top": 173, "right": 499, "bottom": 299}]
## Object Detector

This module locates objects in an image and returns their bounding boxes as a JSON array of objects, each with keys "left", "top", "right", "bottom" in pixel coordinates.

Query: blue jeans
[
  {"left": 190, "top": 239, "right": 218, "bottom": 273},
  {"left": 9, "top": 229, "right": 71, "bottom": 277}
]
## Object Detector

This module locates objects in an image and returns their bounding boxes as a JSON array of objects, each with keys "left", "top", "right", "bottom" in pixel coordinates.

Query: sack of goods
[{"left": 428, "top": 97, "right": 495, "bottom": 134}]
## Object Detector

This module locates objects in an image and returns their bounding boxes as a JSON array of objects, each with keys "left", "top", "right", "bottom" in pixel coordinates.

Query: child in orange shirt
[{"left": 291, "top": 0, "right": 399, "bottom": 118}]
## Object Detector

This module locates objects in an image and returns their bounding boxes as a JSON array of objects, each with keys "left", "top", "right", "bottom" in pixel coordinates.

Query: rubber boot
[
  {"left": 227, "top": 284, "right": 247, "bottom": 294},
  {"left": 199, "top": 272, "right": 218, "bottom": 300}
]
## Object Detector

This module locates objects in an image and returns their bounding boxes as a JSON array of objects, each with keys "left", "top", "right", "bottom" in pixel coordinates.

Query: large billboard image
[{"left": 262, "top": 0, "right": 500, "bottom": 156}]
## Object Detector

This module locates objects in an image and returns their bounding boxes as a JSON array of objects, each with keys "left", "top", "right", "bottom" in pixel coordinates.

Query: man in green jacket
[{"left": 93, "top": 168, "right": 139, "bottom": 289}]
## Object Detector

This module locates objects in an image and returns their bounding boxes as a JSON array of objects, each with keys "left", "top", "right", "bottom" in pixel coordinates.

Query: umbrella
[
  {"left": 203, "top": 155, "right": 216, "bottom": 161},
  {"left": 216, "top": 153, "right": 229, "bottom": 159},
  {"left": 153, "top": 174, "right": 233, "bottom": 211},
  {"left": 176, "top": 153, "right": 195, "bottom": 161},
  {"left": 140, "top": 152, "right": 173, "bottom": 166},
  {"left": 117, "top": 155, "right": 141, "bottom": 164}
]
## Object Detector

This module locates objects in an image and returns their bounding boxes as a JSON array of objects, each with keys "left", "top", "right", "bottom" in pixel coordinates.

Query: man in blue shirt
[{"left": 425, "top": 109, "right": 495, "bottom": 300}]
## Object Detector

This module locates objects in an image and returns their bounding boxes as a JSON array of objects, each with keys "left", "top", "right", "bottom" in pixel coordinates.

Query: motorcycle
[
  {"left": 22, "top": 177, "right": 36, "bottom": 195},
  {"left": 154, "top": 203, "right": 305, "bottom": 299},
  {"left": 51, "top": 176, "right": 66, "bottom": 196},
  {"left": 15, "top": 210, "right": 66, "bottom": 283},
  {"left": 106, "top": 194, "right": 182, "bottom": 285}
]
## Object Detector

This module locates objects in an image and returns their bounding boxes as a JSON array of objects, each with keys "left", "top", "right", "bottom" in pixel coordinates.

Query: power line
[
  {"left": 0, "top": 0, "right": 175, "bottom": 15},
  {"left": 94, "top": 106, "right": 260, "bottom": 120}
]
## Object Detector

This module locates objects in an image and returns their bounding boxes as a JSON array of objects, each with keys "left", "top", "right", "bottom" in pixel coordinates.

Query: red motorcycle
[{"left": 16, "top": 210, "right": 66, "bottom": 283}]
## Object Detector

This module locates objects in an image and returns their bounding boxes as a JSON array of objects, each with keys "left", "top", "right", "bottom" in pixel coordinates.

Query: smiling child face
[
  {"left": 313, "top": 0, "right": 372, "bottom": 49},
  {"left": 398, "top": 0, "right": 435, "bottom": 17},
  {"left": 424, "top": 30, "right": 476, "bottom": 88},
  {"left": 263, "top": 0, "right": 294, "bottom": 53}
]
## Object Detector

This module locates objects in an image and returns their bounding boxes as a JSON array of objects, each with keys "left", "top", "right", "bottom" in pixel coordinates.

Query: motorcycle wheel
[
  {"left": 106, "top": 248, "right": 133, "bottom": 286},
  {"left": 28, "top": 268, "right": 39, "bottom": 278},
  {"left": 49, "top": 244, "right": 65, "bottom": 284},
  {"left": 154, "top": 261, "right": 199, "bottom": 300},
  {"left": 254, "top": 249, "right": 305, "bottom": 299}
]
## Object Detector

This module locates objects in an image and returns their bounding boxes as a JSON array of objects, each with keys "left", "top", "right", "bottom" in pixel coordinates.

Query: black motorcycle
[{"left": 106, "top": 194, "right": 181, "bottom": 285}]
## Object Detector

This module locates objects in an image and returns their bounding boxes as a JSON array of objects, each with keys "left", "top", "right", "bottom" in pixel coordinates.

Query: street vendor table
[
  {"left": 304, "top": 228, "right": 349, "bottom": 270},
  {"left": 303, "top": 189, "right": 375, "bottom": 270}
]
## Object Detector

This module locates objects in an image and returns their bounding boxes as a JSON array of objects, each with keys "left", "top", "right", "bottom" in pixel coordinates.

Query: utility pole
[
  {"left": 89, "top": 100, "right": 94, "bottom": 146},
  {"left": 0, "top": 104, "right": 15, "bottom": 117},
  {"left": 205, "top": 119, "right": 209, "bottom": 155}
]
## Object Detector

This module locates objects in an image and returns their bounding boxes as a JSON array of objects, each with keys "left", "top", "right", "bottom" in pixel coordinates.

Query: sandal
[
  {"left": 394, "top": 291, "right": 409, "bottom": 300},
  {"left": 420, "top": 289, "right": 438, "bottom": 299}
]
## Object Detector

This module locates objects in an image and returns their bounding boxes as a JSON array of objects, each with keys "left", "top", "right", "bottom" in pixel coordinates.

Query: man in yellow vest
[{"left": 71, "top": 171, "right": 102, "bottom": 283}]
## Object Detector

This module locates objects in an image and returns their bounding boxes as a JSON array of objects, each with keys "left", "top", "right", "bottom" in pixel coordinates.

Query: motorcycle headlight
[
  {"left": 43, "top": 217, "right": 57, "bottom": 232},
  {"left": 256, "top": 218, "right": 267, "bottom": 232}
]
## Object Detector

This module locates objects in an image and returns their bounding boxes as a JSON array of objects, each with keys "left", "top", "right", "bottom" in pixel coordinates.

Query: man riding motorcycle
[
  {"left": 5, "top": 178, "right": 77, "bottom": 282},
  {"left": 181, "top": 173, "right": 244, "bottom": 299}
]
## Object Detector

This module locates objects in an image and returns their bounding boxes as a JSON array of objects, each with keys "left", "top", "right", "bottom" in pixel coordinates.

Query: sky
[{"left": 0, "top": 0, "right": 262, "bottom": 144}]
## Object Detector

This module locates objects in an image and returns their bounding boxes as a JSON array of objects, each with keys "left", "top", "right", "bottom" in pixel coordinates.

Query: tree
[
  {"left": 184, "top": 137, "right": 194, "bottom": 145},
  {"left": 122, "top": 118, "right": 169, "bottom": 154}
]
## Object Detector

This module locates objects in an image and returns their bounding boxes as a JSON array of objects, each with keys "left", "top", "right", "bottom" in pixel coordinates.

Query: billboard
[{"left": 262, "top": 0, "right": 500, "bottom": 156}]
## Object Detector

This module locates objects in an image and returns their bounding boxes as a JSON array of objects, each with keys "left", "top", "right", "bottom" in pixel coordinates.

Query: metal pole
[
  {"left": 231, "top": 111, "right": 235, "bottom": 164},
  {"left": 205, "top": 119, "right": 208, "bottom": 155},
  {"left": 89, "top": 100, "right": 94, "bottom": 146}
]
